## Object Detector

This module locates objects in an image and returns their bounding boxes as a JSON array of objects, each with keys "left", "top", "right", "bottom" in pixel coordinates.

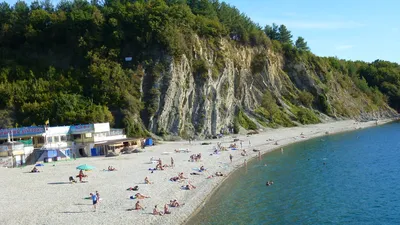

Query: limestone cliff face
[{"left": 140, "top": 37, "right": 397, "bottom": 137}]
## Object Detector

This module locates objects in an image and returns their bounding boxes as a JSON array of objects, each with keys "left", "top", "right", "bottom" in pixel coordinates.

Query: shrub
[
  {"left": 236, "top": 110, "right": 257, "bottom": 130},
  {"left": 233, "top": 117, "right": 240, "bottom": 134},
  {"left": 193, "top": 59, "right": 209, "bottom": 80},
  {"left": 318, "top": 94, "right": 332, "bottom": 115},
  {"left": 296, "top": 108, "right": 320, "bottom": 124},
  {"left": 251, "top": 52, "right": 268, "bottom": 74},
  {"left": 298, "top": 90, "right": 314, "bottom": 107}
]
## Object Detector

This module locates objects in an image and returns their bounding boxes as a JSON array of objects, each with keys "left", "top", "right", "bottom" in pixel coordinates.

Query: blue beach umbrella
[
  {"left": 35, "top": 163, "right": 44, "bottom": 167},
  {"left": 76, "top": 164, "right": 95, "bottom": 171}
]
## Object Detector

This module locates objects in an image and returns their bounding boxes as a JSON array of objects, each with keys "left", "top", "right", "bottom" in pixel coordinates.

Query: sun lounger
[{"left": 175, "top": 149, "right": 190, "bottom": 153}]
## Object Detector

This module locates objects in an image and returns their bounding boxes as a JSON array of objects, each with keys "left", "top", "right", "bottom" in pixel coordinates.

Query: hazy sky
[
  {"left": 3, "top": 0, "right": 399, "bottom": 63},
  {"left": 224, "top": 0, "right": 400, "bottom": 63}
]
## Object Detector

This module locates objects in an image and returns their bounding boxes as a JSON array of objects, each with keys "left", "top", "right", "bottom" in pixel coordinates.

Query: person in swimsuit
[
  {"left": 135, "top": 193, "right": 150, "bottom": 199},
  {"left": 170, "top": 200, "right": 181, "bottom": 207},
  {"left": 77, "top": 170, "right": 86, "bottom": 182},
  {"left": 144, "top": 176, "right": 152, "bottom": 184},
  {"left": 153, "top": 205, "right": 163, "bottom": 215},
  {"left": 135, "top": 201, "right": 144, "bottom": 210},
  {"left": 31, "top": 167, "right": 40, "bottom": 173},
  {"left": 164, "top": 204, "right": 171, "bottom": 214}
]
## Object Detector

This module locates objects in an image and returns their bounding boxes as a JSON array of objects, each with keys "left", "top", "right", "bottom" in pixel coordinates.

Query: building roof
[{"left": 94, "top": 138, "right": 138, "bottom": 146}]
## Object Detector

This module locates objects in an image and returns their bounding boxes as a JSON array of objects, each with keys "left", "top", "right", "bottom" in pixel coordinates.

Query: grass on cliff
[
  {"left": 283, "top": 97, "right": 320, "bottom": 125},
  {"left": 234, "top": 110, "right": 257, "bottom": 132}
]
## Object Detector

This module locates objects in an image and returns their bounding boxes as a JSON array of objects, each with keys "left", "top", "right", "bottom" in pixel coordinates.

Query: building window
[
  {"left": 35, "top": 137, "right": 45, "bottom": 144},
  {"left": 73, "top": 134, "right": 81, "bottom": 140},
  {"left": 47, "top": 137, "right": 53, "bottom": 143},
  {"left": 61, "top": 136, "right": 67, "bottom": 142},
  {"left": 54, "top": 136, "right": 60, "bottom": 143}
]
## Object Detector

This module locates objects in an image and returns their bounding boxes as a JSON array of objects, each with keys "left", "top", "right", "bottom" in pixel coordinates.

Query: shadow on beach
[
  {"left": 48, "top": 182, "right": 72, "bottom": 185},
  {"left": 60, "top": 211, "right": 87, "bottom": 214}
]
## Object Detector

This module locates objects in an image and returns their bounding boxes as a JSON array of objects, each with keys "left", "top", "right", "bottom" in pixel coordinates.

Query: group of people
[
  {"left": 133, "top": 195, "right": 183, "bottom": 217},
  {"left": 170, "top": 172, "right": 188, "bottom": 182},
  {"left": 151, "top": 200, "right": 183, "bottom": 216},
  {"left": 189, "top": 153, "right": 201, "bottom": 162},
  {"left": 155, "top": 158, "right": 172, "bottom": 170}
]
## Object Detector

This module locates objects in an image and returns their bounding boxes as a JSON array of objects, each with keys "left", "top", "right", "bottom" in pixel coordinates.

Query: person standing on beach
[
  {"left": 96, "top": 191, "right": 100, "bottom": 204},
  {"left": 229, "top": 154, "right": 233, "bottom": 163},
  {"left": 258, "top": 151, "right": 261, "bottom": 160},
  {"left": 90, "top": 193, "right": 97, "bottom": 212},
  {"left": 171, "top": 157, "right": 174, "bottom": 168}
]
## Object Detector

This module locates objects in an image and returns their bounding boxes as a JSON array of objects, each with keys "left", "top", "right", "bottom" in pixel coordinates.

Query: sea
[{"left": 187, "top": 121, "right": 400, "bottom": 225}]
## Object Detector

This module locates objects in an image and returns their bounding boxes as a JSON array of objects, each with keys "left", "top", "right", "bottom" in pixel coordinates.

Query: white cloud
[{"left": 336, "top": 45, "right": 354, "bottom": 50}]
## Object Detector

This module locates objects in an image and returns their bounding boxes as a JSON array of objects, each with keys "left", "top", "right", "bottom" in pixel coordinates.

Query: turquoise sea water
[{"left": 188, "top": 122, "right": 400, "bottom": 225}]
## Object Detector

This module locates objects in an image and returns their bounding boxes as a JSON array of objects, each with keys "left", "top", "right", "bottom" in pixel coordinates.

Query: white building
[{"left": 0, "top": 122, "right": 133, "bottom": 167}]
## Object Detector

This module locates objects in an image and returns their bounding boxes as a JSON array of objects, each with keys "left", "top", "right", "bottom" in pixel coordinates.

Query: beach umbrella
[
  {"left": 76, "top": 164, "right": 95, "bottom": 171},
  {"left": 35, "top": 163, "right": 44, "bottom": 167}
]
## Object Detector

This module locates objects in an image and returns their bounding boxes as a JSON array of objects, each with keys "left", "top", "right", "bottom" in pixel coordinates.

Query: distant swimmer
[
  {"left": 323, "top": 162, "right": 326, "bottom": 165},
  {"left": 266, "top": 181, "right": 274, "bottom": 186}
]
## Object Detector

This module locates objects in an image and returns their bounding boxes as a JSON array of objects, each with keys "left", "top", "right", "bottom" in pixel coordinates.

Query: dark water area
[{"left": 188, "top": 122, "right": 400, "bottom": 225}]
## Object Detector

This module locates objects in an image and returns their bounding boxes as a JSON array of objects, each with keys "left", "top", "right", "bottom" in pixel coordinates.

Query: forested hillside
[{"left": 0, "top": 0, "right": 398, "bottom": 137}]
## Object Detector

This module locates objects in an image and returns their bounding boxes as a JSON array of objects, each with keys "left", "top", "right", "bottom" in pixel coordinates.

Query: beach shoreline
[
  {"left": 0, "top": 119, "right": 397, "bottom": 225},
  {"left": 181, "top": 118, "right": 397, "bottom": 224}
]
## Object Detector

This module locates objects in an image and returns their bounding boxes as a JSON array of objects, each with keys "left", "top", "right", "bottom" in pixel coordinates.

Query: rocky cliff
[{"left": 140, "top": 37, "right": 397, "bottom": 138}]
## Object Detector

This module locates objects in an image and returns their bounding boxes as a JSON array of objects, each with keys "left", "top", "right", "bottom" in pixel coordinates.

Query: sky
[
  {"left": 224, "top": 0, "right": 400, "bottom": 63},
  {"left": 3, "top": 0, "right": 399, "bottom": 63}
]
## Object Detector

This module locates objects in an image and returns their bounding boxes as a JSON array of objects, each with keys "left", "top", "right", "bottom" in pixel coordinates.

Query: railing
[
  {"left": 18, "top": 139, "right": 33, "bottom": 147},
  {"left": 110, "top": 129, "right": 124, "bottom": 136}
]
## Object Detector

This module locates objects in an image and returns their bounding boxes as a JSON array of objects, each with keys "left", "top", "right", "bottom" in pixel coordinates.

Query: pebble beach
[{"left": 0, "top": 119, "right": 393, "bottom": 225}]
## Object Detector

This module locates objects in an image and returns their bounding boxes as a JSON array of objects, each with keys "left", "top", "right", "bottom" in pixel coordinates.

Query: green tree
[
  {"left": 295, "top": 36, "right": 310, "bottom": 51},
  {"left": 278, "top": 24, "right": 292, "bottom": 44},
  {"left": 264, "top": 23, "right": 279, "bottom": 40},
  {"left": 261, "top": 91, "right": 279, "bottom": 120}
]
